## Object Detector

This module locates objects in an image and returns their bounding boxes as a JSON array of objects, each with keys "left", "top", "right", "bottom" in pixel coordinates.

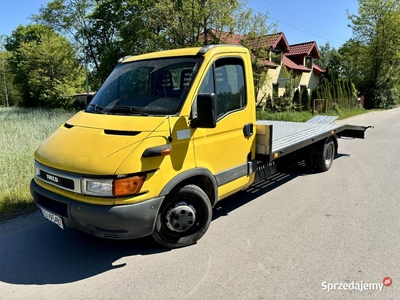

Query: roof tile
[
  {"left": 287, "top": 42, "right": 321, "bottom": 58},
  {"left": 313, "top": 63, "right": 326, "bottom": 74},
  {"left": 283, "top": 55, "right": 311, "bottom": 72}
]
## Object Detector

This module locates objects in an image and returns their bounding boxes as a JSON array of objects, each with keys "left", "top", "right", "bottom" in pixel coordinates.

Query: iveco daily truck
[{"left": 30, "top": 45, "right": 369, "bottom": 248}]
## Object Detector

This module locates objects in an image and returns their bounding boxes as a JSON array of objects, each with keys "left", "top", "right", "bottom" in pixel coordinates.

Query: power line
[
  {"left": 268, "top": 16, "right": 348, "bottom": 45},
  {"left": 246, "top": 0, "right": 353, "bottom": 46},
  {"left": 262, "top": 0, "right": 351, "bottom": 40}
]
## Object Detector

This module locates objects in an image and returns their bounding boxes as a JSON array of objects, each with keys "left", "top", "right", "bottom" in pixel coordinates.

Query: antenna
[{"left": 167, "top": 115, "right": 173, "bottom": 142}]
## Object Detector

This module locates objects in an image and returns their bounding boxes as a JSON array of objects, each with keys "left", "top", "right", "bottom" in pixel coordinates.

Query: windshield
[{"left": 86, "top": 56, "right": 203, "bottom": 116}]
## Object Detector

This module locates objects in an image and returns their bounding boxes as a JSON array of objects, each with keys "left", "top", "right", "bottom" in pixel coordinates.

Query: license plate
[{"left": 41, "top": 208, "right": 64, "bottom": 229}]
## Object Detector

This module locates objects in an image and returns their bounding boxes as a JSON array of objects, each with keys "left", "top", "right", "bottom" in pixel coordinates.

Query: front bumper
[{"left": 30, "top": 179, "right": 164, "bottom": 240}]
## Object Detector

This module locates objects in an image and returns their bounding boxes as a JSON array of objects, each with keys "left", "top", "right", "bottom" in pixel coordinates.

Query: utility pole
[
  {"left": 79, "top": 18, "right": 89, "bottom": 97},
  {"left": 0, "top": 35, "right": 9, "bottom": 107},
  {"left": 1, "top": 58, "right": 9, "bottom": 107}
]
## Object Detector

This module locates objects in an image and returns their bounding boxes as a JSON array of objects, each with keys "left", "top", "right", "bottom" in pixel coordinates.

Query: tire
[
  {"left": 315, "top": 138, "right": 336, "bottom": 172},
  {"left": 151, "top": 184, "right": 212, "bottom": 248}
]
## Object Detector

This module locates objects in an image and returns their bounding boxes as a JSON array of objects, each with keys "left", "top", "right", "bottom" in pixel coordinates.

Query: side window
[
  {"left": 198, "top": 57, "right": 246, "bottom": 118},
  {"left": 215, "top": 58, "right": 246, "bottom": 117}
]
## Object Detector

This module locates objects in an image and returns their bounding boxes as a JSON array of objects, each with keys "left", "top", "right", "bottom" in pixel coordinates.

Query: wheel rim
[
  {"left": 165, "top": 201, "right": 197, "bottom": 233},
  {"left": 325, "top": 142, "right": 334, "bottom": 166}
]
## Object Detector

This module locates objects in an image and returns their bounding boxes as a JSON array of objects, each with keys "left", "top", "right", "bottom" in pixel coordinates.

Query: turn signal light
[
  {"left": 113, "top": 175, "right": 146, "bottom": 196},
  {"left": 160, "top": 148, "right": 172, "bottom": 156}
]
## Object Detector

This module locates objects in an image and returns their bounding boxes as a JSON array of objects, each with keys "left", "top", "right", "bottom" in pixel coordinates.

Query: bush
[{"left": 301, "top": 88, "right": 310, "bottom": 111}]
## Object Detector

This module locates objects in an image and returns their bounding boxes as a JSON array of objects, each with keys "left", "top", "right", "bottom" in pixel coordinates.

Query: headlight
[
  {"left": 83, "top": 178, "right": 113, "bottom": 196},
  {"left": 82, "top": 175, "right": 146, "bottom": 197}
]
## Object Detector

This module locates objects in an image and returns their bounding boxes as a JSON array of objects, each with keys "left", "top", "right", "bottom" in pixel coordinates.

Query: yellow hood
[{"left": 35, "top": 111, "right": 169, "bottom": 175}]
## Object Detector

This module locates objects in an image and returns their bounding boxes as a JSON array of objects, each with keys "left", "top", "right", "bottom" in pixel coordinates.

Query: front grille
[
  {"left": 39, "top": 170, "right": 75, "bottom": 190},
  {"left": 34, "top": 161, "right": 82, "bottom": 193}
]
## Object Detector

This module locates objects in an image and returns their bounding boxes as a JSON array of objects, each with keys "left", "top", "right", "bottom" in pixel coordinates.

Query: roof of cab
[{"left": 120, "top": 44, "right": 245, "bottom": 63}]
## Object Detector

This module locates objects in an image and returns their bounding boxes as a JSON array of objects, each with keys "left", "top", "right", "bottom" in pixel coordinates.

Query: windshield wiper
[
  {"left": 88, "top": 103, "right": 106, "bottom": 114},
  {"left": 109, "top": 106, "right": 149, "bottom": 116}
]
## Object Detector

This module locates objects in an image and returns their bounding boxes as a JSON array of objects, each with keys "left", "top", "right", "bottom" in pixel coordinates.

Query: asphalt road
[{"left": 1, "top": 108, "right": 399, "bottom": 300}]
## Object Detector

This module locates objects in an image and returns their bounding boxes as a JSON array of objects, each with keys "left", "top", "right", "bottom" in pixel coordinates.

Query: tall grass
[
  {"left": 0, "top": 107, "right": 75, "bottom": 220},
  {"left": 256, "top": 110, "right": 313, "bottom": 122}
]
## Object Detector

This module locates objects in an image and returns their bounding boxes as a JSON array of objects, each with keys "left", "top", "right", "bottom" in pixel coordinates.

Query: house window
[
  {"left": 305, "top": 56, "right": 313, "bottom": 69},
  {"left": 271, "top": 51, "right": 282, "bottom": 65}
]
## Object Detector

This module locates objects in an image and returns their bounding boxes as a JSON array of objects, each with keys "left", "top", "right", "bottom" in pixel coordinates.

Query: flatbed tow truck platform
[{"left": 256, "top": 115, "right": 369, "bottom": 161}]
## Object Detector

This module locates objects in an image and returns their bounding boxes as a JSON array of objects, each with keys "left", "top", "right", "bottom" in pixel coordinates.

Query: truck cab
[{"left": 31, "top": 45, "right": 259, "bottom": 248}]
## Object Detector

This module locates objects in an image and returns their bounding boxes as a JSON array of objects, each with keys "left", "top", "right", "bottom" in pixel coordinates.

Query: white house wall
[
  {"left": 257, "top": 65, "right": 322, "bottom": 103},
  {"left": 299, "top": 69, "right": 320, "bottom": 95},
  {"left": 257, "top": 65, "right": 280, "bottom": 101},
  {"left": 257, "top": 65, "right": 289, "bottom": 102}
]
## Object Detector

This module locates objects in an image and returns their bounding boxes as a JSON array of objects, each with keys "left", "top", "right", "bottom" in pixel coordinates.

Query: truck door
[{"left": 193, "top": 56, "right": 254, "bottom": 199}]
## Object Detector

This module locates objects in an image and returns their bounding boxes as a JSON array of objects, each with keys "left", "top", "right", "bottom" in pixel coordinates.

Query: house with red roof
[
  {"left": 284, "top": 41, "right": 325, "bottom": 96},
  {"left": 200, "top": 30, "right": 326, "bottom": 104}
]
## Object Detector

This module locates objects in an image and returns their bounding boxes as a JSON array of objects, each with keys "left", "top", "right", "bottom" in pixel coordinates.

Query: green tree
[
  {"left": 292, "top": 89, "right": 300, "bottom": 108},
  {"left": 348, "top": 0, "right": 400, "bottom": 107},
  {"left": 1, "top": 35, "right": 22, "bottom": 106},
  {"left": 337, "top": 39, "right": 366, "bottom": 88},
  {"left": 311, "top": 88, "right": 319, "bottom": 101},
  {"left": 32, "top": 0, "right": 104, "bottom": 89},
  {"left": 5, "top": 25, "right": 84, "bottom": 107},
  {"left": 239, "top": 9, "right": 277, "bottom": 105},
  {"left": 147, "top": 0, "right": 246, "bottom": 48},
  {"left": 316, "top": 42, "right": 342, "bottom": 76},
  {"left": 301, "top": 88, "right": 310, "bottom": 111},
  {"left": 32, "top": 0, "right": 276, "bottom": 96},
  {"left": 0, "top": 49, "right": 21, "bottom": 106}
]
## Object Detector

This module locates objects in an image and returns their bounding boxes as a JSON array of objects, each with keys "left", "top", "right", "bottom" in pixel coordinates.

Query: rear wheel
[
  {"left": 152, "top": 184, "right": 212, "bottom": 248},
  {"left": 315, "top": 138, "right": 336, "bottom": 171}
]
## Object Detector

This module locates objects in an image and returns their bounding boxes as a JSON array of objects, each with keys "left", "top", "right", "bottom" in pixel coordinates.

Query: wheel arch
[
  {"left": 313, "top": 135, "right": 338, "bottom": 154},
  {"left": 159, "top": 168, "right": 218, "bottom": 207}
]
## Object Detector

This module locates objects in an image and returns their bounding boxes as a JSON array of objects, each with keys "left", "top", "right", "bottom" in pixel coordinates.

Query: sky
[{"left": 0, "top": 0, "right": 360, "bottom": 49}]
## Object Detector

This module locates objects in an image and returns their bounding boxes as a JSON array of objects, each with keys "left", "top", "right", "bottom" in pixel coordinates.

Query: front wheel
[{"left": 152, "top": 184, "right": 212, "bottom": 248}]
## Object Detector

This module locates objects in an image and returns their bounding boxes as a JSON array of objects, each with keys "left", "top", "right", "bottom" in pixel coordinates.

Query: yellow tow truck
[{"left": 30, "top": 45, "right": 370, "bottom": 248}]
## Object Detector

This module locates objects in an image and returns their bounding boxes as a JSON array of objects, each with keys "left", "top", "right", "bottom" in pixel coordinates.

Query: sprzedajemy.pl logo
[{"left": 321, "top": 277, "right": 392, "bottom": 293}]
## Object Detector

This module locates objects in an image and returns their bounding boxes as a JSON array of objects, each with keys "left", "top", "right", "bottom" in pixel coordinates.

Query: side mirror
[{"left": 191, "top": 93, "right": 217, "bottom": 128}]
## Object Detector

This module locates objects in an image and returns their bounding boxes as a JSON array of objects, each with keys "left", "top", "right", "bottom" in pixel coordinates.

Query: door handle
[{"left": 243, "top": 123, "right": 253, "bottom": 138}]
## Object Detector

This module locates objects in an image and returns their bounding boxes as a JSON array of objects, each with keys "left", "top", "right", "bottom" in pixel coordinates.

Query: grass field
[
  {"left": 0, "top": 106, "right": 368, "bottom": 221},
  {"left": 256, "top": 106, "right": 367, "bottom": 122},
  {"left": 0, "top": 107, "right": 75, "bottom": 221}
]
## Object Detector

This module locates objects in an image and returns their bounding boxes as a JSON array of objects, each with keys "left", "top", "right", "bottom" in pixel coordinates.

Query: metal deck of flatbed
[{"left": 256, "top": 120, "right": 346, "bottom": 155}]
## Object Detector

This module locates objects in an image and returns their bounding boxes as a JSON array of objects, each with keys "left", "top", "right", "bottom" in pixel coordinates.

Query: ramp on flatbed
[{"left": 305, "top": 115, "right": 338, "bottom": 124}]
